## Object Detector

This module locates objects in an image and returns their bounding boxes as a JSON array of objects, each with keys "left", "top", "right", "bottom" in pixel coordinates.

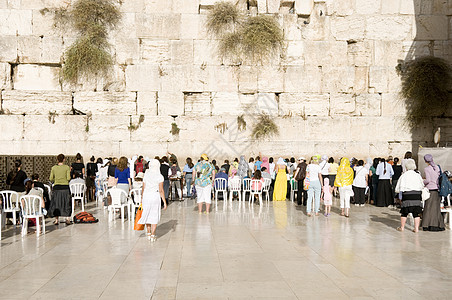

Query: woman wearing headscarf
[
  {"left": 194, "top": 154, "right": 215, "bottom": 214},
  {"left": 139, "top": 159, "right": 167, "bottom": 241},
  {"left": 238, "top": 155, "right": 248, "bottom": 179},
  {"left": 273, "top": 157, "right": 288, "bottom": 201},
  {"left": 306, "top": 156, "right": 322, "bottom": 216},
  {"left": 375, "top": 158, "right": 394, "bottom": 207},
  {"left": 421, "top": 154, "right": 445, "bottom": 231},
  {"left": 334, "top": 157, "right": 354, "bottom": 217},
  {"left": 229, "top": 161, "right": 239, "bottom": 178},
  {"left": 395, "top": 159, "right": 423, "bottom": 232},
  {"left": 319, "top": 155, "right": 330, "bottom": 182},
  {"left": 261, "top": 157, "right": 270, "bottom": 173}
]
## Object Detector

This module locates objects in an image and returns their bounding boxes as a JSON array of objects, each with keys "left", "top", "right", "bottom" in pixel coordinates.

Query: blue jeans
[
  {"left": 307, "top": 180, "right": 321, "bottom": 213},
  {"left": 185, "top": 174, "right": 193, "bottom": 197}
]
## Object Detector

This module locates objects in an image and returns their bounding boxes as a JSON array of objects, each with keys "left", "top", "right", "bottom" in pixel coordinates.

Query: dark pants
[
  {"left": 163, "top": 179, "right": 170, "bottom": 199},
  {"left": 353, "top": 186, "right": 366, "bottom": 205},
  {"left": 297, "top": 179, "right": 307, "bottom": 205}
]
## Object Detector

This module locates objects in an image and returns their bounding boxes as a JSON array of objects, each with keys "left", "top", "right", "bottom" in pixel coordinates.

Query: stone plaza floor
[{"left": 0, "top": 197, "right": 451, "bottom": 299}]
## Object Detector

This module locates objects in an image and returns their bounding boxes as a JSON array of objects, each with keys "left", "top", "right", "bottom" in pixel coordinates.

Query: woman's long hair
[
  {"left": 381, "top": 158, "right": 387, "bottom": 174},
  {"left": 186, "top": 157, "right": 194, "bottom": 169},
  {"left": 9, "top": 159, "right": 22, "bottom": 181},
  {"left": 117, "top": 156, "right": 128, "bottom": 172}
]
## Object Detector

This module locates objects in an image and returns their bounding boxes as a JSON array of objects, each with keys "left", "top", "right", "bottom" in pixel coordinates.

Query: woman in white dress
[{"left": 139, "top": 159, "right": 167, "bottom": 241}]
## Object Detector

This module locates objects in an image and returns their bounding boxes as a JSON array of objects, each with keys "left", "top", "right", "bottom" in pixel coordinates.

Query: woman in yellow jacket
[{"left": 334, "top": 157, "right": 354, "bottom": 217}]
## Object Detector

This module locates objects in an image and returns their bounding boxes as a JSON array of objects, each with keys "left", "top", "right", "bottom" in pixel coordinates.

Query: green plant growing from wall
[
  {"left": 170, "top": 123, "right": 180, "bottom": 136},
  {"left": 237, "top": 114, "right": 246, "bottom": 131},
  {"left": 215, "top": 122, "right": 228, "bottom": 134},
  {"left": 52, "top": 0, "right": 121, "bottom": 84},
  {"left": 251, "top": 114, "right": 279, "bottom": 140},
  {"left": 207, "top": 1, "right": 283, "bottom": 64},
  {"left": 48, "top": 111, "right": 58, "bottom": 124},
  {"left": 400, "top": 56, "right": 451, "bottom": 127},
  {"left": 128, "top": 114, "right": 145, "bottom": 131}
]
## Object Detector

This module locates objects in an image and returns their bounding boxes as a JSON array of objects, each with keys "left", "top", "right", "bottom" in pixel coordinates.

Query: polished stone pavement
[{"left": 0, "top": 197, "right": 451, "bottom": 299}]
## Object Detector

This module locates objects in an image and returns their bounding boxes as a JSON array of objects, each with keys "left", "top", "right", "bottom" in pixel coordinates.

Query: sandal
[
  {"left": 65, "top": 220, "right": 72, "bottom": 225},
  {"left": 412, "top": 229, "right": 418, "bottom": 233},
  {"left": 397, "top": 227, "right": 404, "bottom": 231},
  {"left": 307, "top": 213, "right": 312, "bottom": 217},
  {"left": 53, "top": 220, "right": 59, "bottom": 225},
  {"left": 345, "top": 214, "right": 349, "bottom": 218}
]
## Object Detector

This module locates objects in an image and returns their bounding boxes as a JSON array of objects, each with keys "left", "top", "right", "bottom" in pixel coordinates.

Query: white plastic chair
[
  {"left": 242, "top": 178, "right": 251, "bottom": 203},
  {"left": 20, "top": 195, "right": 45, "bottom": 236},
  {"left": 289, "top": 178, "right": 298, "bottom": 203},
  {"left": 228, "top": 177, "right": 242, "bottom": 203},
  {"left": 129, "top": 188, "right": 142, "bottom": 223},
  {"left": 102, "top": 181, "right": 109, "bottom": 208},
  {"left": 0, "top": 190, "right": 20, "bottom": 226},
  {"left": 70, "top": 183, "right": 86, "bottom": 217},
  {"left": 250, "top": 179, "right": 263, "bottom": 206},
  {"left": 35, "top": 187, "right": 44, "bottom": 194},
  {"left": 95, "top": 178, "right": 103, "bottom": 206},
  {"left": 262, "top": 178, "right": 271, "bottom": 203},
  {"left": 44, "top": 184, "right": 52, "bottom": 201},
  {"left": 107, "top": 188, "right": 128, "bottom": 222},
  {"left": 441, "top": 194, "right": 452, "bottom": 227},
  {"left": 214, "top": 178, "right": 228, "bottom": 211}
]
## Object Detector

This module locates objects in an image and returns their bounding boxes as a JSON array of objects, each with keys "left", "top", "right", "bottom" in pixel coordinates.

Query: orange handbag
[{"left": 134, "top": 205, "right": 144, "bottom": 231}]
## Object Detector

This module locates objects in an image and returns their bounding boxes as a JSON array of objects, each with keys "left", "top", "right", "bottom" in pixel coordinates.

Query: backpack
[
  {"left": 295, "top": 162, "right": 307, "bottom": 181},
  {"left": 439, "top": 171, "right": 452, "bottom": 198},
  {"left": 73, "top": 212, "right": 99, "bottom": 224},
  {"left": 135, "top": 161, "right": 144, "bottom": 174}
]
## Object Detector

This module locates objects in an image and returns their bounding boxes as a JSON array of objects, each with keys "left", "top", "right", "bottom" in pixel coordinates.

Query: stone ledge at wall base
[{"left": 1, "top": 90, "right": 72, "bottom": 115}]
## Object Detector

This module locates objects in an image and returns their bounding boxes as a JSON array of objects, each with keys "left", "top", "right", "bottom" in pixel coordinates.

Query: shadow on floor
[
  {"left": 370, "top": 213, "right": 400, "bottom": 229},
  {"left": 158, "top": 219, "right": 178, "bottom": 238}
]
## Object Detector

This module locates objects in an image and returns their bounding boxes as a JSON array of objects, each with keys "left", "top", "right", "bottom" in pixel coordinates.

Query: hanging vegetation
[
  {"left": 170, "top": 123, "right": 180, "bottom": 136},
  {"left": 237, "top": 114, "right": 246, "bottom": 131},
  {"left": 400, "top": 56, "right": 452, "bottom": 127},
  {"left": 52, "top": 0, "right": 121, "bottom": 84},
  {"left": 251, "top": 114, "right": 279, "bottom": 140},
  {"left": 207, "top": 1, "right": 283, "bottom": 64}
]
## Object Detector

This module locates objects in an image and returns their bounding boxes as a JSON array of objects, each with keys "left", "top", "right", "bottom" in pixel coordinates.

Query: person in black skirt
[
  {"left": 49, "top": 154, "right": 72, "bottom": 225},
  {"left": 85, "top": 156, "right": 98, "bottom": 202},
  {"left": 421, "top": 154, "right": 445, "bottom": 231},
  {"left": 375, "top": 158, "right": 394, "bottom": 207},
  {"left": 70, "top": 153, "right": 85, "bottom": 179}
]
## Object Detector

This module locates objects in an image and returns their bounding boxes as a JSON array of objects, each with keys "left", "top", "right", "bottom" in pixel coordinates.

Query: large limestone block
[
  {"left": 41, "top": 37, "right": 63, "bottom": 64},
  {"left": 130, "top": 116, "right": 173, "bottom": 142},
  {"left": 354, "top": 94, "right": 381, "bottom": 116},
  {"left": 1, "top": 90, "right": 72, "bottom": 115},
  {"left": 13, "top": 64, "right": 61, "bottom": 91},
  {"left": 73, "top": 92, "right": 137, "bottom": 115},
  {"left": 0, "top": 36, "right": 17, "bottom": 62},
  {"left": 119, "top": 0, "right": 145, "bottom": 13},
  {"left": 355, "top": 0, "right": 381, "bottom": 14},
  {"left": 381, "top": 93, "right": 407, "bottom": 116},
  {"left": 325, "top": 0, "right": 355, "bottom": 16},
  {"left": 157, "top": 91, "right": 184, "bottom": 116},
  {"left": 399, "top": 0, "right": 420, "bottom": 14},
  {"left": 295, "top": 0, "right": 313, "bottom": 15},
  {"left": 94, "top": 65, "right": 126, "bottom": 93},
  {"left": 257, "top": 93, "right": 278, "bottom": 116},
  {"left": 23, "top": 115, "right": 87, "bottom": 142},
  {"left": 300, "top": 7, "right": 330, "bottom": 41},
  {"left": 238, "top": 66, "right": 258, "bottom": 93},
  {"left": 304, "top": 116, "right": 350, "bottom": 141},
  {"left": 414, "top": 16, "right": 449, "bottom": 41},
  {"left": 20, "top": 0, "right": 65, "bottom": 9},
  {"left": 173, "top": 0, "right": 200, "bottom": 14},
  {"left": 0, "top": 115, "right": 23, "bottom": 141},
  {"left": 136, "top": 13, "right": 181, "bottom": 39},
  {"left": 373, "top": 41, "right": 404, "bottom": 67},
  {"left": 88, "top": 115, "right": 130, "bottom": 142},
  {"left": 257, "top": 0, "right": 267, "bottom": 13},
  {"left": 366, "top": 15, "right": 413, "bottom": 41},
  {"left": 171, "top": 40, "right": 194, "bottom": 65},
  {"left": 125, "top": 65, "right": 160, "bottom": 91},
  {"left": 283, "top": 14, "right": 302, "bottom": 41},
  {"left": 211, "top": 92, "right": 241, "bottom": 115},
  {"left": 330, "top": 93, "right": 355, "bottom": 115},
  {"left": 380, "top": 0, "right": 400, "bottom": 14},
  {"left": 184, "top": 92, "right": 211, "bottom": 116},
  {"left": 144, "top": 0, "right": 173, "bottom": 13},
  {"left": 115, "top": 12, "right": 137, "bottom": 39},
  {"left": 322, "top": 66, "right": 354, "bottom": 93},
  {"left": 284, "top": 66, "right": 322, "bottom": 93},
  {"left": 304, "top": 41, "right": 348, "bottom": 67},
  {"left": 119, "top": 141, "right": 168, "bottom": 158},
  {"left": 114, "top": 36, "right": 140, "bottom": 65},
  {"left": 0, "top": 62, "right": 11, "bottom": 89},
  {"left": 354, "top": 66, "right": 368, "bottom": 94},
  {"left": 387, "top": 68, "right": 401, "bottom": 93},
  {"left": 284, "top": 41, "right": 304, "bottom": 65},
  {"left": 267, "top": 0, "right": 281, "bottom": 13},
  {"left": 160, "top": 65, "right": 206, "bottom": 93},
  {"left": 193, "top": 40, "right": 221, "bottom": 65},
  {"left": 17, "top": 36, "right": 41, "bottom": 63},
  {"left": 180, "top": 14, "right": 201, "bottom": 39},
  {"left": 330, "top": 16, "right": 365, "bottom": 41},
  {"left": 257, "top": 66, "right": 284, "bottom": 93},
  {"left": 0, "top": 9, "right": 32, "bottom": 35},
  {"left": 369, "top": 66, "right": 388, "bottom": 93},
  {"left": 137, "top": 91, "right": 158, "bottom": 116},
  {"left": 31, "top": 9, "right": 57, "bottom": 37},
  {"left": 140, "top": 40, "right": 171, "bottom": 64},
  {"left": 347, "top": 41, "right": 372, "bottom": 67},
  {"left": 206, "top": 65, "right": 238, "bottom": 92},
  {"left": 279, "top": 93, "right": 329, "bottom": 117}
]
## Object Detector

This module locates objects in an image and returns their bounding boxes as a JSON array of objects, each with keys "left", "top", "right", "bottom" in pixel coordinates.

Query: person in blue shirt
[
  {"left": 215, "top": 167, "right": 228, "bottom": 186},
  {"left": 183, "top": 157, "right": 194, "bottom": 198},
  {"left": 254, "top": 156, "right": 262, "bottom": 172},
  {"left": 115, "top": 156, "right": 131, "bottom": 204}
]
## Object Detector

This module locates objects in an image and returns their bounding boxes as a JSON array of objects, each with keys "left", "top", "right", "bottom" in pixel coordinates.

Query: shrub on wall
[
  {"left": 251, "top": 114, "right": 279, "bottom": 140},
  {"left": 400, "top": 56, "right": 452, "bottom": 127}
]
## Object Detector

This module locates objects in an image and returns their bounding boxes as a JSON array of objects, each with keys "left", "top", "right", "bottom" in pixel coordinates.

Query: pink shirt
[
  {"left": 323, "top": 185, "right": 332, "bottom": 202},
  {"left": 424, "top": 165, "right": 440, "bottom": 190}
]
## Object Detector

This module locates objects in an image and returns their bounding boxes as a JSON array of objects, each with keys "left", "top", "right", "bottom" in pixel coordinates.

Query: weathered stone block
[
  {"left": 171, "top": 40, "right": 194, "bottom": 65},
  {"left": 350, "top": 117, "right": 394, "bottom": 142},
  {"left": 1, "top": 90, "right": 72, "bottom": 115},
  {"left": 180, "top": 14, "right": 201, "bottom": 39},
  {"left": 257, "top": 93, "right": 278, "bottom": 116},
  {"left": 373, "top": 41, "right": 404, "bottom": 67},
  {"left": 399, "top": 0, "right": 420, "bottom": 14},
  {"left": 369, "top": 66, "right": 388, "bottom": 93},
  {"left": 415, "top": 15, "right": 449, "bottom": 41},
  {"left": 238, "top": 66, "right": 258, "bottom": 93},
  {"left": 0, "top": 115, "right": 23, "bottom": 141},
  {"left": 193, "top": 39, "right": 221, "bottom": 65},
  {"left": 184, "top": 92, "right": 211, "bottom": 116},
  {"left": 118, "top": 0, "right": 145, "bottom": 13},
  {"left": 347, "top": 41, "right": 373, "bottom": 67},
  {"left": 300, "top": 8, "right": 330, "bottom": 41},
  {"left": 211, "top": 92, "right": 241, "bottom": 115},
  {"left": 304, "top": 41, "right": 348, "bottom": 66},
  {"left": 114, "top": 36, "right": 140, "bottom": 65},
  {"left": 354, "top": 66, "right": 368, "bottom": 94},
  {"left": 172, "top": 0, "right": 200, "bottom": 14},
  {"left": 23, "top": 115, "right": 87, "bottom": 142},
  {"left": 257, "top": 66, "right": 284, "bottom": 93},
  {"left": 137, "top": 91, "right": 158, "bottom": 116},
  {"left": 17, "top": 36, "right": 41, "bottom": 63},
  {"left": 88, "top": 115, "right": 130, "bottom": 142},
  {"left": 283, "top": 14, "right": 302, "bottom": 41},
  {"left": 130, "top": 116, "right": 173, "bottom": 142},
  {"left": 140, "top": 39, "right": 171, "bottom": 64},
  {"left": 355, "top": 0, "right": 381, "bottom": 14},
  {"left": 0, "top": 62, "right": 11, "bottom": 89},
  {"left": 284, "top": 41, "right": 305, "bottom": 65},
  {"left": 125, "top": 65, "right": 160, "bottom": 91},
  {"left": 330, "top": 93, "right": 355, "bottom": 115},
  {"left": 160, "top": 65, "right": 206, "bottom": 93},
  {"left": 284, "top": 66, "right": 322, "bottom": 93},
  {"left": 31, "top": 9, "right": 57, "bottom": 37},
  {"left": 41, "top": 37, "right": 63, "bottom": 64},
  {"left": 0, "top": 35, "right": 17, "bottom": 62},
  {"left": 325, "top": 0, "right": 354, "bottom": 16},
  {"left": 73, "top": 92, "right": 136, "bottom": 115},
  {"left": 381, "top": 93, "right": 407, "bottom": 116},
  {"left": 13, "top": 64, "right": 61, "bottom": 91},
  {"left": 295, "top": 0, "right": 313, "bottom": 15},
  {"left": 330, "top": 16, "right": 365, "bottom": 41},
  {"left": 366, "top": 15, "right": 413, "bottom": 41},
  {"left": 136, "top": 13, "right": 181, "bottom": 39},
  {"left": 0, "top": 9, "right": 32, "bottom": 35},
  {"left": 305, "top": 116, "right": 350, "bottom": 141},
  {"left": 279, "top": 93, "right": 329, "bottom": 117},
  {"left": 206, "top": 65, "right": 238, "bottom": 92},
  {"left": 157, "top": 91, "right": 184, "bottom": 116},
  {"left": 257, "top": 0, "right": 267, "bottom": 13},
  {"left": 267, "top": 0, "right": 281, "bottom": 13},
  {"left": 322, "top": 66, "right": 354, "bottom": 93},
  {"left": 354, "top": 93, "right": 381, "bottom": 116}
]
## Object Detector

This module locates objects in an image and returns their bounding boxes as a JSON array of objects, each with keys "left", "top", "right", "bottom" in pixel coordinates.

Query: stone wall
[{"left": 0, "top": 0, "right": 451, "bottom": 160}]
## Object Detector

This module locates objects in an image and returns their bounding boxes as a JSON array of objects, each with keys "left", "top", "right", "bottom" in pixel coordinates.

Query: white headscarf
[
  {"left": 277, "top": 157, "right": 285, "bottom": 165},
  {"left": 146, "top": 159, "right": 160, "bottom": 175}
]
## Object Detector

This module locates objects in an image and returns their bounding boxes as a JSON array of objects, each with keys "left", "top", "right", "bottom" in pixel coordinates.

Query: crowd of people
[{"left": 2, "top": 150, "right": 451, "bottom": 240}]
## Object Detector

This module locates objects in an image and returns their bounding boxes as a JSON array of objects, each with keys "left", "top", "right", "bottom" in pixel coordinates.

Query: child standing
[{"left": 323, "top": 178, "right": 333, "bottom": 216}]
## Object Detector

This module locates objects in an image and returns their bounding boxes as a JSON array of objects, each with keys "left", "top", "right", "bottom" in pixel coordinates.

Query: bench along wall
[{"left": 0, "top": 0, "right": 451, "bottom": 160}]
